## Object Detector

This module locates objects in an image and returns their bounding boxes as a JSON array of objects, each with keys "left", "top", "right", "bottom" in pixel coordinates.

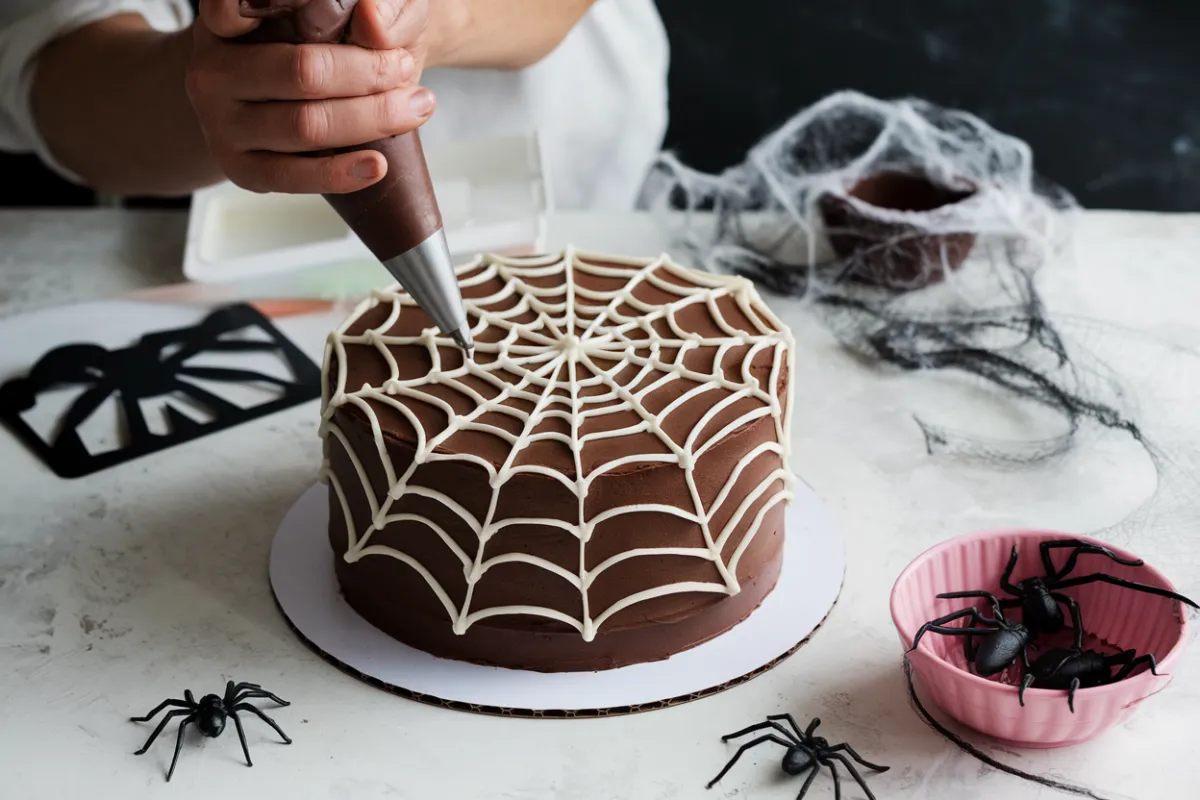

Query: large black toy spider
[
  {"left": 1019, "top": 617, "right": 1161, "bottom": 713},
  {"left": 131, "top": 681, "right": 292, "bottom": 781},
  {"left": 941, "top": 539, "right": 1196, "bottom": 638},
  {"left": 706, "top": 714, "right": 889, "bottom": 800},
  {"left": 909, "top": 590, "right": 1041, "bottom": 678}
]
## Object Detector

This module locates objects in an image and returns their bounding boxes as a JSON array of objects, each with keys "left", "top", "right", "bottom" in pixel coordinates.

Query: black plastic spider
[
  {"left": 909, "top": 590, "right": 1037, "bottom": 678},
  {"left": 941, "top": 539, "right": 1196, "bottom": 638},
  {"left": 131, "top": 681, "right": 292, "bottom": 781},
  {"left": 1019, "top": 633, "right": 1161, "bottom": 714},
  {"left": 706, "top": 714, "right": 889, "bottom": 800}
]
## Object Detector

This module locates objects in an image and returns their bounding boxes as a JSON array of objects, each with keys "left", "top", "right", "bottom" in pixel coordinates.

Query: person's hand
[{"left": 186, "top": 0, "right": 436, "bottom": 194}]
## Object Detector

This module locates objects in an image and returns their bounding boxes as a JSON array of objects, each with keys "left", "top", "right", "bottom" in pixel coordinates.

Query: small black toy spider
[
  {"left": 706, "top": 714, "right": 888, "bottom": 800},
  {"left": 947, "top": 539, "right": 1197, "bottom": 637},
  {"left": 131, "top": 681, "right": 292, "bottom": 781}
]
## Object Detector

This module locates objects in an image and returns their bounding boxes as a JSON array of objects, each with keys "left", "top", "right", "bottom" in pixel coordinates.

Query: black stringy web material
[
  {"left": 639, "top": 92, "right": 1194, "bottom": 798},
  {"left": 903, "top": 659, "right": 1115, "bottom": 800}
]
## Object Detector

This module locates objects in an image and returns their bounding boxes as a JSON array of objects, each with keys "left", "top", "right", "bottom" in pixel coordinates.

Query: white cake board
[{"left": 270, "top": 479, "right": 844, "bottom": 717}]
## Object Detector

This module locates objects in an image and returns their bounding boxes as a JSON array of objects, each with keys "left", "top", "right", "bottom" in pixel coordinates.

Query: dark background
[{"left": 3, "top": 0, "right": 1198, "bottom": 210}]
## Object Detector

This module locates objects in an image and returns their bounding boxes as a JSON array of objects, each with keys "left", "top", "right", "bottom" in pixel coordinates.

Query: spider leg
[
  {"left": 229, "top": 709, "right": 254, "bottom": 767},
  {"left": 1110, "top": 652, "right": 1159, "bottom": 682},
  {"left": 166, "top": 715, "right": 194, "bottom": 782},
  {"left": 1040, "top": 540, "right": 1062, "bottom": 581},
  {"left": 804, "top": 717, "right": 821, "bottom": 739},
  {"left": 117, "top": 387, "right": 151, "bottom": 446},
  {"left": 1050, "top": 593, "right": 1085, "bottom": 651},
  {"left": 169, "top": 339, "right": 279, "bottom": 363},
  {"left": 1102, "top": 649, "right": 1135, "bottom": 682},
  {"left": 934, "top": 604, "right": 988, "bottom": 664},
  {"left": 1000, "top": 546, "right": 1021, "bottom": 595},
  {"left": 826, "top": 759, "right": 841, "bottom": 800},
  {"left": 1052, "top": 573, "right": 1199, "bottom": 608},
  {"left": 721, "top": 720, "right": 796, "bottom": 744},
  {"left": 1018, "top": 672, "right": 1036, "bottom": 707},
  {"left": 170, "top": 379, "right": 242, "bottom": 418},
  {"left": 1040, "top": 540, "right": 1143, "bottom": 582},
  {"left": 794, "top": 764, "right": 819, "bottom": 800},
  {"left": 936, "top": 590, "right": 1005, "bottom": 620},
  {"left": 924, "top": 623, "right": 1002, "bottom": 636},
  {"left": 765, "top": 713, "right": 805, "bottom": 740},
  {"left": 232, "top": 703, "right": 292, "bottom": 744},
  {"left": 706, "top": 735, "right": 792, "bottom": 789},
  {"left": 911, "top": 619, "right": 1003, "bottom": 653},
  {"left": 231, "top": 689, "right": 290, "bottom": 707},
  {"left": 176, "top": 365, "right": 292, "bottom": 386},
  {"left": 134, "top": 709, "right": 191, "bottom": 754},
  {"left": 130, "top": 698, "right": 190, "bottom": 722},
  {"left": 909, "top": 609, "right": 1001, "bottom": 652},
  {"left": 1105, "top": 649, "right": 1135, "bottom": 667},
  {"left": 1067, "top": 677, "right": 1080, "bottom": 714},
  {"left": 962, "top": 619, "right": 978, "bottom": 665},
  {"left": 821, "top": 743, "right": 889, "bottom": 772},
  {"left": 1135, "top": 653, "right": 1160, "bottom": 678},
  {"left": 826, "top": 753, "right": 879, "bottom": 800},
  {"left": 58, "top": 383, "right": 115, "bottom": 439}
]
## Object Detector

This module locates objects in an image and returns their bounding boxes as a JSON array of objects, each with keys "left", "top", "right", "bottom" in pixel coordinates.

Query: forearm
[
  {"left": 429, "top": 0, "right": 596, "bottom": 70},
  {"left": 32, "top": 15, "right": 221, "bottom": 197}
]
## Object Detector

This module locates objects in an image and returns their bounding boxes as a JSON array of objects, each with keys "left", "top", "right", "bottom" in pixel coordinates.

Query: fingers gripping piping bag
[{"left": 240, "top": 0, "right": 473, "bottom": 352}]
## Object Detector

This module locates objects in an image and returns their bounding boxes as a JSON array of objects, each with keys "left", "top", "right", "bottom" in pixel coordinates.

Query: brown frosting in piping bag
[{"left": 243, "top": 0, "right": 442, "bottom": 260}]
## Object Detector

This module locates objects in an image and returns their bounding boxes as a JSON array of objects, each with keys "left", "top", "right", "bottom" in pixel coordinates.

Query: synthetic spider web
[
  {"left": 640, "top": 89, "right": 1124, "bottom": 463},
  {"left": 320, "top": 247, "right": 794, "bottom": 641}
]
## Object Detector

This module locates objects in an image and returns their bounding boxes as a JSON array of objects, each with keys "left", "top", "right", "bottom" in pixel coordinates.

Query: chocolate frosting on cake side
[{"left": 320, "top": 249, "right": 795, "bottom": 671}]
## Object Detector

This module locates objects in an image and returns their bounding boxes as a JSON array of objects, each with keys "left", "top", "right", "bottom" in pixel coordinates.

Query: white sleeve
[{"left": 0, "top": 0, "right": 193, "bottom": 182}]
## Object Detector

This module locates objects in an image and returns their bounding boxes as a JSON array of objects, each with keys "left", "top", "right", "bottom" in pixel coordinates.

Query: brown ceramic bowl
[{"left": 818, "top": 171, "right": 977, "bottom": 289}]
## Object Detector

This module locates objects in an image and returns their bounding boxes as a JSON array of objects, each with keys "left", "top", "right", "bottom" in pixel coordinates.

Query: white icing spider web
[{"left": 320, "top": 247, "right": 795, "bottom": 641}]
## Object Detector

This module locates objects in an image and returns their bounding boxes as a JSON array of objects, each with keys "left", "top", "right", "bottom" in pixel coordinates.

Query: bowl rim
[{"left": 890, "top": 527, "right": 1189, "bottom": 701}]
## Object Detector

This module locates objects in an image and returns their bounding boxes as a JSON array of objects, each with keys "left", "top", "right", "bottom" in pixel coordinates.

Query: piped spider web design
[{"left": 319, "top": 247, "right": 796, "bottom": 642}]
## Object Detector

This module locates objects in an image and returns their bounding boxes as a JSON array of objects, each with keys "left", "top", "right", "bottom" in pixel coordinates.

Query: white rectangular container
[{"left": 183, "top": 132, "right": 551, "bottom": 283}]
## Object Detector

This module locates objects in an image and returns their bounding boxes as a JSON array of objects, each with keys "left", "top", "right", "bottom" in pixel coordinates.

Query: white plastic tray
[{"left": 183, "top": 132, "right": 551, "bottom": 284}]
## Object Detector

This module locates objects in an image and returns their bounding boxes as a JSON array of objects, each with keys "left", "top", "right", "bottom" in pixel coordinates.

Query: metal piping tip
[
  {"left": 380, "top": 228, "right": 474, "bottom": 356},
  {"left": 448, "top": 322, "right": 474, "bottom": 354}
]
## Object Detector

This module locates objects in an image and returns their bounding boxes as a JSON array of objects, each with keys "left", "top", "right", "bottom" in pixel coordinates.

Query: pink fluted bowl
[{"left": 890, "top": 529, "right": 1188, "bottom": 748}]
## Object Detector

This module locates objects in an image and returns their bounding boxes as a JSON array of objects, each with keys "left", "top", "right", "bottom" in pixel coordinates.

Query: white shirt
[{"left": 0, "top": 0, "right": 668, "bottom": 210}]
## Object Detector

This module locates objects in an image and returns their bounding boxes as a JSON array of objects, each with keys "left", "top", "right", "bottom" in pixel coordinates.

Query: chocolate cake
[{"left": 319, "top": 248, "right": 795, "bottom": 671}]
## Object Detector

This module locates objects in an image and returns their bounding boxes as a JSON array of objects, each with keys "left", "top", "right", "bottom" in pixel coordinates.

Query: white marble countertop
[{"left": 2, "top": 208, "right": 1200, "bottom": 800}]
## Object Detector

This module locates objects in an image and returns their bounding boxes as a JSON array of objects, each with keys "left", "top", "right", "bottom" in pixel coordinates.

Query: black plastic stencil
[{"left": 0, "top": 303, "right": 321, "bottom": 478}]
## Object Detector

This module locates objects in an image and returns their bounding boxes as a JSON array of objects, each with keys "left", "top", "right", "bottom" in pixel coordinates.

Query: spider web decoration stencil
[
  {"left": 320, "top": 247, "right": 796, "bottom": 642},
  {"left": 0, "top": 303, "right": 322, "bottom": 479}
]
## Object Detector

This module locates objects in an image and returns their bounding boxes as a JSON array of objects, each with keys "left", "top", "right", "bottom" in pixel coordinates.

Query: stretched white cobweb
[{"left": 320, "top": 247, "right": 795, "bottom": 641}]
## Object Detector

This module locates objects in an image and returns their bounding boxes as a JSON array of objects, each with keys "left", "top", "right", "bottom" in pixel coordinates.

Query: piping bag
[{"left": 240, "top": 0, "right": 473, "bottom": 352}]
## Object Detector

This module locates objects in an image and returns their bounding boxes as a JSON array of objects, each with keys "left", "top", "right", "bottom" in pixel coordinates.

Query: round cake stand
[{"left": 270, "top": 478, "right": 845, "bottom": 717}]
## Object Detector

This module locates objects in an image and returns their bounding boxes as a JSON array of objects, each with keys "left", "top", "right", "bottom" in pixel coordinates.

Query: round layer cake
[{"left": 319, "top": 247, "right": 795, "bottom": 671}]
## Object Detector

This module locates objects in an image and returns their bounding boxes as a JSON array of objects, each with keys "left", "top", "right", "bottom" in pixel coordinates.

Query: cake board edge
[{"left": 268, "top": 477, "right": 844, "bottom": 718}]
